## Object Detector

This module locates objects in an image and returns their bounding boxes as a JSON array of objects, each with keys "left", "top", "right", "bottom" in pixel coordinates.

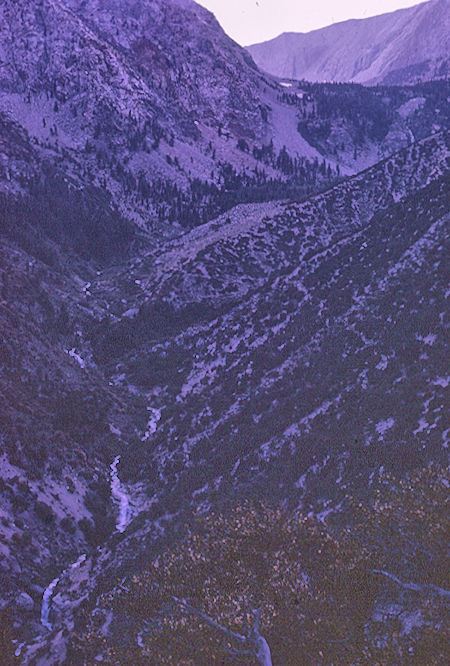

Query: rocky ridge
[{"left": 248, "top": 0, "right": 450, "bottom": 86}]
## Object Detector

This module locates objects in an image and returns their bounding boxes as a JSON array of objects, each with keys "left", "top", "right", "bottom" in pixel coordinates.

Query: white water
[
  {"left": 143, "top": 407, "right": 161, "bottom": 440},
  {"left": 110, "top": 455, "right": 131, "bottom": 533},
  {"left": 66, "top": 347, "right": 86, "bottom": 368},
  {"left": 40, "top": 554, "right": 87, "bottom": 630},
  {"left": 40, "top": 412, "right": 157, "bottom": 631},
  {"left": 41, "top": 576, "right": 61, "bottom": 630}
]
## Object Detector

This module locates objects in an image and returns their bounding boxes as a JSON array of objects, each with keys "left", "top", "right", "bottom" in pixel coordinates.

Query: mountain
[
  {"left": 274, "top": 78, "right": 449, "bottom": 172},
  {"left": 89, "top": 130, "right": 449, "bottom": 515},
  {"left": 0, "top": 0, "right": 448, "bottom": 661},
  {"left": 247, "top": 0, "right": 450, "bottom": 85},
  {"left": 13, "top": 130, "right": 449, "bottom": 663},
  {"left": 0, "top": 0, "right": 447, "bottom": 243},
  {"left": 0, "top": 0, "right": 342, "bottom": 233}
]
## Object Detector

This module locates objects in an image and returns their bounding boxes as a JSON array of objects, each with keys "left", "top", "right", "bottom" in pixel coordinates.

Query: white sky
[{"left": 196, "top": 0, "right": 426, "bottom": 45}]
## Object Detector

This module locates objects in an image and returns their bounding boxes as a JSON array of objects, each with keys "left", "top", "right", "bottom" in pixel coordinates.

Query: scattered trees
[{"left": 69, "top": 466, "right": 449, "bottom": 664}]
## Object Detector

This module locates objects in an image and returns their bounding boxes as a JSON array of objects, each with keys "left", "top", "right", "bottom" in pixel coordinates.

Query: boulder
[{"left": 17, "top": 592, "right": 34, "bottom": 611}]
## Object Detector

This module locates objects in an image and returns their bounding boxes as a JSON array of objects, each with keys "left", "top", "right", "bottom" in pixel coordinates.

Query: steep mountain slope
[
  {"left": 278, "top": 78, "right": 450, "bottom": 171},
  {"left": 0, "top": 186, "right": 151, "bottom": 656},
  {"left": 0, "top": 0, "right": 341, "bottom": 232},
  {"left": 247, "top": 0, "right": 450, "bottom": 85},
  {"left": 16, "top": 131, "right": 448, "bottom": 662},
  {"left": 91, "top": 131, "right": 449, "bottom": 513},
  {"left": 0, "top": 0, "right": 448, "bottom": 661},
  {"left": 0, "top": 0, "right": 447, "bottom": 242}
]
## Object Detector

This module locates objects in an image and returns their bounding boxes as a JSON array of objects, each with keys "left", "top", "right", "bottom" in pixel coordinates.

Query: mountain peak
[{"left": 247, "top": 0, "right": 450, "bottom": 85}]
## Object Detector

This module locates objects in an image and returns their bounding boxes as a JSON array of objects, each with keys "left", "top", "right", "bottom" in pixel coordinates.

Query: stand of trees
[
  {"left": 109, "top": 149, "right": 339, "bottom": 230},
  {"left": 0, "top": 172, "right": 135, "bottom": 265},
  {"left": 292, "top": 79, "right": 450, "bottom": 155}
]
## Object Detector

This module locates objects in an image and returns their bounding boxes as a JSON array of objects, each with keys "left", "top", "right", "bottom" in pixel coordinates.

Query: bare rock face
[
  {"left": 64, "top": 0, "right": 267, "bottom": 139},
  {"left": 247, "top": 0, "right": 450, "bottom": 85}
]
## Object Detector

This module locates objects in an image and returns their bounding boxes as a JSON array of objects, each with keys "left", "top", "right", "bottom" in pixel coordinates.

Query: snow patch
[
  {"left": 109, "top": 424, "right": 122, "bottom": 436},
  {"left": 122, "top": 307, "right": 139, "bottom": 319},
  {"left": 417, "top": 333, "right": 437, "bottom": 346},
  {"left": 376, "top": 355, "right": 388, "bottom": 371}
]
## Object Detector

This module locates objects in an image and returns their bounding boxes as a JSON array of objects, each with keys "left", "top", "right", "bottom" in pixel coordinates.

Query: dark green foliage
[
  {"left": 70, "top": 470, "right": 449, "bottom": 664},
  {"left": 120, "top": 149, "right": 339, "bottom": 229},
  {"left": 127, "top": 348, "right": 187, "bottom": 390},
  {"left": 78, "top": 517, "right": 95, "bottom": 542},
  {"left": 60, "top": 516, "right": 76, "bottom": 534},
  {"left": 92, "top": 299, "right": 228, "bottom": 363},
  {"left": 293, "top": 78, "right": 450, "bottom": 153},
  {"left": 34, "top": 500, "right": 55, "bottom": 524},
  {"left": 0, "top": 606, "right": 17, "bottom": 665},
  {"left": 53, "top": 389, "right": 108, "bottom": 434},
  {"left": 0, "top": 169, "right": 135, "bottom": 263}
]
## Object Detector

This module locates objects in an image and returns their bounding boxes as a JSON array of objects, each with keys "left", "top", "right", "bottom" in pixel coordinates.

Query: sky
[{"left": 195, "top": 0, "right": 426, "bottom": 45}]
